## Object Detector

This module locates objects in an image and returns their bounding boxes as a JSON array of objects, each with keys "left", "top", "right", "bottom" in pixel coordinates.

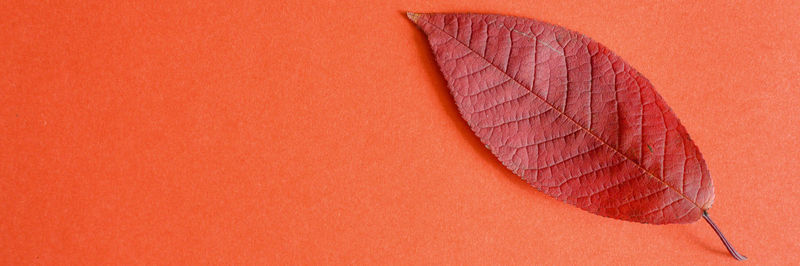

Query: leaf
[{"left": 409, "top": 12, "right": 745, "bottom": 260}]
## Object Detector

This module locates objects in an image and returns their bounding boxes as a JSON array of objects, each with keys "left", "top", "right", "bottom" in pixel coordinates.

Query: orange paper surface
[{"left": 2, "top": 1, "right": 799, "bottom": 264}]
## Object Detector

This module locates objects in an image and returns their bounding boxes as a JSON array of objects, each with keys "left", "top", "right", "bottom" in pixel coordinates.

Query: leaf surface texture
[{"left": 410, "top": 12, "right": 714, "bottom": 224}]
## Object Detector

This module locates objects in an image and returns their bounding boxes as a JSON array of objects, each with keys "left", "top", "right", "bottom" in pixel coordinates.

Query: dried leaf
[{"left": 409, "top": 12, "right": 745, "bottom": 260}]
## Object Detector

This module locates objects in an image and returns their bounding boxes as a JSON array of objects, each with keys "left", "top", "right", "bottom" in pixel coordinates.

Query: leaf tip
[{"left": 406, "top": 11, "right": 421, "bottom": 23}]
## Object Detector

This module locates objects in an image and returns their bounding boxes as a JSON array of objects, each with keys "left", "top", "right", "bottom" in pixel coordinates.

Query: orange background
[{"left": 2, "top": 0, "right": 799, "bottom": 264}]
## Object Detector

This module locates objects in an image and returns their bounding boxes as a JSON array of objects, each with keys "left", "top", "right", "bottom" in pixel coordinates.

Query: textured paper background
[{"left": 2, "top": 1, "right": 798, "bottom": 264}]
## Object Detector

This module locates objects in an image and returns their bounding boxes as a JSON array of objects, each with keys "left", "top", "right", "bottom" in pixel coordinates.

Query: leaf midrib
[{"left": 416, "top": 16, "right": 703, "bottom": 211}]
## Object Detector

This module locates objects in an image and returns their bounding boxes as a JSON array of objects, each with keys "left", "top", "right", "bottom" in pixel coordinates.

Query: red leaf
[{"left": 409, "top": 12, "right": 745, "bottom": 260}]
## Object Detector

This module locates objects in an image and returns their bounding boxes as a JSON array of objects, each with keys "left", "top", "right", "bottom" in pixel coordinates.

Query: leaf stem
[{"left": 702, "top": 211, "right": 747, "bottom": 261}]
